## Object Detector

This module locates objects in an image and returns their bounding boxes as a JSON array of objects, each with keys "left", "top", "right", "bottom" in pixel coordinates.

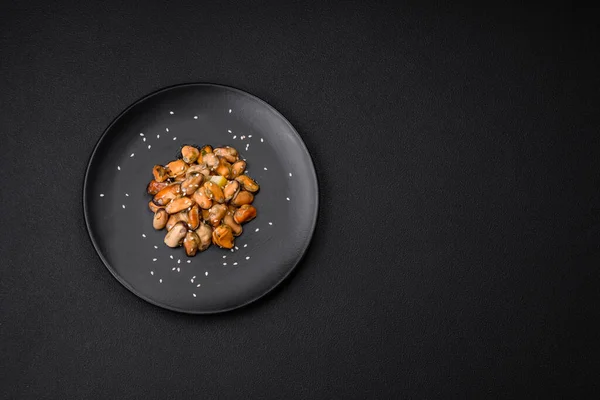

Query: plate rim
[{"left": 82, "top": 82, "right": 319, "bottom": 314}]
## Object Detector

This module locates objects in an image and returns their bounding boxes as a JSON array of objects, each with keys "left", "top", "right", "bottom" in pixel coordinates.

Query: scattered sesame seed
[
  {"left": 157, "top": 134, "right": 160, "bottom": 139},
  {"left": 118, "top": 166, "right": 121, "bottom": 170},
  {"left": 154, "top": 246, "right": 158, "bottom": 249},
  {"left": 286, "top": 197, "right": 290, "bottom": 201},
  {"left": 122, "top": 205, "right": 126, "bottom": 209},
  {"left": 230, "top": 249, "right": 234, "bottom": 253},
  {"left": 100, "top": 194, "right": 104, "bottom": 197},
  {"left": 159, "top": 279, "right": 162, "bottom": 283},
  {"left": 196, "top": 283, "right": 201, "bottom": 287},
  {"left": 223, "top": 262, "right": 227, "bottom": 266},
  {"left": 244, "top": 244, "right": 247, "bottom": 247},
  {"left": 264, "top": 167, "right": 268, "bottom": 170},
  {"left": 150, "top": 271, "right": 154, "bottom": 275},
  {"left": 194, "top": 116, "right": 198, "bottom": 119},
  {"left": 177, "top": 259, "right": 180, "bottom": 264},
  {"left": 260, "top": 138, "right": 264, "bottom": 142},
  {"left": 143, "top": 137, "right": 146, "bottom": 142},
  {"left": 235, "top": 246, "right": 239, "bottom": 250},
  {"left": 187, "top": 260, "right": 191, "bottom": 263},
  {"left": 233, "top": 262, "right": 238, "bottom": 266},
  {"left": 190, "top": 278, "right": 194, "bottom": 283},
  {"left": 205, "top": 271, "right": 208, "bottom": 276},
  {"left": 227, "top": 129, "right": 232, "bottom": 133},
  {"left": 223, "top": 255, "right": 227, "bottom": 259},
  {"left": 248, "top": 135, "right": 252, "bottom": 138},
  {"left": 153, "top": 258, "right": 157, "bottom": 261},
  {"left": 177, "top": 267, "right": 180, "bottom": 272},
  {"left": 173, "top": 137, "right": 177, "bottom": 140},
  {"left": 169, "top": 111, "right": 174, "bottom": 115},
  {"left": 166, "top": 128, "right": 169, "bottom": 132},
  {"left": 228, "top": 109, "right": 232, "bottom": 113},
  {"left": 246, "top": 256, "right": 250, "bottom": 260},
  {"left": 170, "top": 255, "right": 173, "bottom": 259},
  {"left": 148, "top": 145, "right": 151, "bottom": 149},
  {"left": 269, "top": 222, "right": 273, "bottom": 225},
  {"left": 142, "top": 234, "right": 146, "bottom": 238},
  {"left": 172, "top": 267, "right": 176, "bottom": 271},
  {"left": 233, "top": 135, "right": 236, "bottom": 139},
  {"left": 255, "top": 228, "right": 259, "bottom": 232},
  {"left": 130, "top": 153, "right": 134, "bottom": 157},
  {"left": 289, "top": 173, "right": 292, "bottom": 177},
  {"left": 139, "top": 133, "right": 144, "bottom": 136},
  {"left": 193, "top": 293, "right": 196, "bottom": 297},
  {"left": 125, "top": 193, "right": 129, "bottom": 197}
]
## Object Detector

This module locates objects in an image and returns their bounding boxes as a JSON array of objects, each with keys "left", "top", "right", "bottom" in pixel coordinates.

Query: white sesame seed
[
  {"left": 233, "top": 135, "right": 236, "bottom": 139},
  {"left": 255, "top": 228, "right": 259, "bottom": 232},
  {"left": 223, "top": 262, "right": 227, "bottom": 266},
  {"left": 177, "top": 267, "right": 180, "bottom": 272},
  {"left": 196, "top": 283, "right": 201, "bottom": 287},
  {"left": 235, "top": 246, "right": 239, "bottom": 250},
  {"left": 286, "top": 197, "right": 290, "bottom": 201},
  {"left": 227, "top": 129, "right": 232, "bottom": 133},
  {"left": 166, "top": 128, "right": 169, "bottom": 132},
  {"left": 205, "top": 271, "right": 208, "bottom": 276},
  {"left": 159, "top": 279, "right": 162, "bottom": 283},
  {"left": 157, "top": 134, "right": 160, "bottom": 139},
  {"left": 194, "top": 116, "right": 198, "bottom": 119},
  {"left": 125, "top": 193, "right": 129, "bottom": 197},
  {"left": 142, "top": 234, "right": 146, "bottom": 238},
  {"left": 153, "top": 258, "right": 157, "bottom": 261},
  {"left": 148, "top": 145, "right": 151, "bottom": 149},
  {"left": 170, "top": 255, "right": 173, "bottom": 259},
  {"left": 173, "top": 137, "right": 177, "bottom": 140},
  {"left": 260, "top": 138, "right": 263, "bottom": 142},
  {"left": 169, "top": 111, "right": 174, "bottom": 115},
  {"left": 223, "top": 255, "right": 227, "bottom": 259},
  {"left": 244, "top": 244, "right": 247, "bottom": 248},
  {"left": 154, "top": 246, "right": 158, "bottom": 249},
  {"left": 233, "top": 262, "right": 238, "bottom": 266},
  {"left": 269, "top": 222, "right": 273, "bottom": 225},
  {"left": 190, "top": 278, "right": 194, "bottom": 283},
  {"left": 143, "top": 137, "right": 146, "bottom": 142},
  {"left": 187, "top": 260, "right": 191, "bottom": 263},
  {"left": 228, "top": 109, "right": 232, "bottom": 113},
  {"left": 172, "top": 267, "right": 176, "bottom": 271},
  {"left": 130, "top": 153, "right": 134, "bottom": 157},
  {"left": 139, "top": 133, "right": 144, "bottom": 137},
  {"left": 230, "top": 249, "right": 234, "bottom": 253},
  {"left": 177, "top": 259, "right": 180, "bottom": 264},
  {"left": 264, "top": 167, "right": 268, "bottom": 170},
  {"left": 246, "top": 256, "right": 250, "bottom": 260},
  {"left": 193, "top": 293, "right": 196, "bottom": 297},
  {"left": 150, "top": 271, "right": 154, "bottom": 275},
  {"left": 122, "top": 205, "right": 126, "bottom": 209},
  {"left": 289, "top": 173, "right": 292, "bottom": 177},
  {"left": 248, "top": 135, "right": 252, "bottom": 138},
  {"left": 100, "top": 194, "right": 104, "bottom": 197}
]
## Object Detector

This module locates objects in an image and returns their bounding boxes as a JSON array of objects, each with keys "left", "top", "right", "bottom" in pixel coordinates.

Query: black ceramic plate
[{"left": 83, "top": 83, "right": 318, "bottom": 314}]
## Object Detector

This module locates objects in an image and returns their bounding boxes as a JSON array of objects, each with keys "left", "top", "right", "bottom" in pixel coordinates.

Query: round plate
[{"left": 83, "top": 83, "right": 318, "bottom": 314}]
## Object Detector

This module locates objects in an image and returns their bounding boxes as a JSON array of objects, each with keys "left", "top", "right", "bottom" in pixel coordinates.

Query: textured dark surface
[{"left": 1, "top": 1, "right": 599, "bottom": 399}]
